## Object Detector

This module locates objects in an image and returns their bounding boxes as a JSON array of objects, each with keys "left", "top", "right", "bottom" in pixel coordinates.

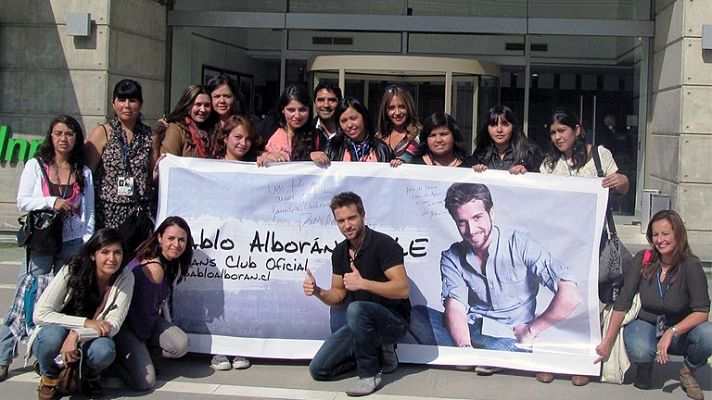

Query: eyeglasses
[{"left": 51, "top": 131, "right": 76, "bottom": 138}]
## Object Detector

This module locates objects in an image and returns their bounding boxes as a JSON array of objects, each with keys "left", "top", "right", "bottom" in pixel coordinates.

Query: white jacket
[
  {"left": 16, "top": 158, "right": 94, "bottom": 243},
  {"left": 26, "top": 263, "right": 135, "bottom": 364}
]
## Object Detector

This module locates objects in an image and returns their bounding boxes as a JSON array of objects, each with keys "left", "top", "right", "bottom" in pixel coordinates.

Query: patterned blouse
[{"left": 95, "top": 118, "right": 154, "bottom": 204}]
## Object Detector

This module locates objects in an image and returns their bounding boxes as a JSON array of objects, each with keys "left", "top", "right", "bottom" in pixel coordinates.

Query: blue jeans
[
  {"left": 32, "top": 325, "right": 116, "bottom": 378},
  {"left": 409, "top": 305, "right": 529, "bottom": 352},
  {"left": 623, "top": 318, "right": 712, "bottom": 369},
  {"left": 0, "top": 239, "right": 82, "bottom": 366},
  {"left": 309, "top": 301, "right": 408, "bottom": 380}
]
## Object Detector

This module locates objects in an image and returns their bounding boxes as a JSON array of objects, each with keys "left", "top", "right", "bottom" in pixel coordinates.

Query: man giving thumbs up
[{"left": 303, "top": 191, "right": 410, "bottom": 397}]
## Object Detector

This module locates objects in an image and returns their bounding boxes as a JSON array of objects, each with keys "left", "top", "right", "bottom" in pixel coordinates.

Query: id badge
[
  {"left": 117, "top": 176, "right": 135, "bottom": 197},
  {"left": 655, "top": 315, "right": 668, "bottom": 338}
]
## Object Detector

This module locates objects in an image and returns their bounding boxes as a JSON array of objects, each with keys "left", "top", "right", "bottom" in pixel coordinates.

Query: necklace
[{"left": 349, "top": 236, "right": 365, "bottom": 263}]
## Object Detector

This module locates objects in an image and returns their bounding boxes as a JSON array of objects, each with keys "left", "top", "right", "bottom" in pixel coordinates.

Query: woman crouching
[
  {"left": 32, "top": 228, "right": 133, "bottom": 399},
  {"left": 113, "top": 216, "right": 193, "bottom": 391},
  {"left": 596, "top": 210, "right": 711, "bottom": 400}
]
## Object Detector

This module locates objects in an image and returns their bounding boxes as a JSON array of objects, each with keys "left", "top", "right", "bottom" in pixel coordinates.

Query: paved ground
[{"left": 0, "top": 242, "right": 709, "bottom": 400}]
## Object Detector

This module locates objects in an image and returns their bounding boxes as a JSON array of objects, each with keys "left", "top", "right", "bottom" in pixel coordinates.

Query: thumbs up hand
[
  {"left": 303, "top": 267, "right": 319, "bottom": 296},
  {"left": 343, "top": 262, "right": 365, "bottom": 292}
]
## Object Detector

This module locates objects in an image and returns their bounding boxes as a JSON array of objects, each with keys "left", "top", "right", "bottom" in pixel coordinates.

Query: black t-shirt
[{"left": 331, "top": 226, "right": 411, "bottom": 321}]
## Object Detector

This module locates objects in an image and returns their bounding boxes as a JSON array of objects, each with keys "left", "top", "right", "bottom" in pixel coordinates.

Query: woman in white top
[
  {"left": 540, "top": 107, "right": 628, "bottom": 193},
  {"left": 0, "top": 115, "right": 94, "bottom": 381},
  {"left": 537, "top": 107, "right": 628, "bottom": 386},
  {"left": 31, "top": 228, "right": 133, "bottom": 398}
]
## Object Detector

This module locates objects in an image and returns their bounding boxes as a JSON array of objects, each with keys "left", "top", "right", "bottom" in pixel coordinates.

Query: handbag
[
  {"left": 16, "top": 162, "right": 65, "bottom": 254},
  {"left": 56, "top": 348, "right": 82, "bottom": 394},
  {"left": 592, "top": 147, "right": 633, "bottom": 304},
  {"left": 117, "top": 207, "right": 155, "bottom": 257},
  {"left": 16, "top": 209, "right": 63, "bottom": 254}
]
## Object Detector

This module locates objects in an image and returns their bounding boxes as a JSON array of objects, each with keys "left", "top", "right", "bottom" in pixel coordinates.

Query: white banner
[{"left": 157, "top": 154, "right": 608, "bottom": 376}]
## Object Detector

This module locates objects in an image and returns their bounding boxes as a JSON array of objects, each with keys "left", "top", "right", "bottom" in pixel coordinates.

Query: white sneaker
[
  {"left": 232, "top": 356, "right": 251, "bottom": 370},
  {"left": 346, "top": 373, "right": 382, "bottom": 397},
  {"left": 210, "top": 354, "right": 232, "bottom": 371}
]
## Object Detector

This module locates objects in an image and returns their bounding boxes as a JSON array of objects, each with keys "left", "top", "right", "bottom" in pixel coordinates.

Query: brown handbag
[{"left": 56, "top": 349, "right": 82, "bottom": 394}]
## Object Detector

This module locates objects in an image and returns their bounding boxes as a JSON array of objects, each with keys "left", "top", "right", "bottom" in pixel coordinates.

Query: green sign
[{"left": 0, "top": 125, "right": 44, "bottom": 162}]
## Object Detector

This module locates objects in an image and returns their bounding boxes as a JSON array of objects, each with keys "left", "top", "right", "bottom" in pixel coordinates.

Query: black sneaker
[
  {"left": 81, "top": 377, "right": 103, "bottom": 398},
  {"left": 633, "top": 363, "right": 653, "bottom": 390},
  {"left": 380, "top": 344, "right": 398, "bottom": 374}
]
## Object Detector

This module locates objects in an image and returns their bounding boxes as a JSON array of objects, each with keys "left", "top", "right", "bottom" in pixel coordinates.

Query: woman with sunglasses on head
[
  {"left": 324, "top": 97, "right": 393, "bottom": 163},
  {"left": 412, "top": 113, "right": 469, "bottom": 168},
  {"left": 31, "top": 228, "right": 133, "bottom": 399},
  {"left": 86, "top": 79, "right": 157, "bottom": 231},
  {"left": 257, "top": 84, "right": 329, "bottom": 166},
  {"left": 595, "top": 210, "right": 711, "bottom": 400},
  {"left": 471, "top": 105, "right": 543, "bottom": 174},
  {"left": 0, "top": 116, "right": 95, "bottom": 382},
  {"left": 376, "top": 85, "right": 422, "bottom": 166}
]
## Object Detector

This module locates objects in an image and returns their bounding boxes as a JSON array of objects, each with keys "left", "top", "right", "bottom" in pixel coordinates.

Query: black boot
[{"left": 633, "top": 363, "right": 653, "bottom": 389}]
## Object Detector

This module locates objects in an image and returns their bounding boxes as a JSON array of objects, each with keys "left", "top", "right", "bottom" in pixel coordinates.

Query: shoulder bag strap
[
  {"left": 591, "top": 146, "right": 618, "bottom": 237},
  {"left": 37, "top": 160, "right": 57, "bottom": 197},
  {"left": 100, "top": 123, "right": 110, "bottom": 141}
]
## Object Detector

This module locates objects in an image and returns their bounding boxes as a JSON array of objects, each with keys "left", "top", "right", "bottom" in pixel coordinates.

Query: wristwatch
[{"left": 671, "top": 326, "right": 678, "bottom": 337}]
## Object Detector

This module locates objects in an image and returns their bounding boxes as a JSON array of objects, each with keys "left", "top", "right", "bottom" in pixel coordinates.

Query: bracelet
[{"left": 671, "top": 326, "right": 678, "bottom": 337}]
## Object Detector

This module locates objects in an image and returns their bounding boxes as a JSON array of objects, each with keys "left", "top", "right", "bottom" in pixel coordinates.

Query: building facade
[{"left": 0, "top": 0, "right": 710, "bottom": 259}]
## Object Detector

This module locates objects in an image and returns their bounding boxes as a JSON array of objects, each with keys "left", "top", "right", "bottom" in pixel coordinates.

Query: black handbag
[
  {"left": 592, "top": 148, "right": 633, "bottom": 304},
  {"left": 117, "top": 207, "right": 155, "bottom": 258},
  {"left": 16, "top": 209, "right": 63, "bottom": 254},
  {"left": 16, "top": 162, "right": 64, "bottom": 254}
]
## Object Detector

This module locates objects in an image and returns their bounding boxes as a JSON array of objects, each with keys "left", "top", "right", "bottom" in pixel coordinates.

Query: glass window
[
  {"left": 174, "top": 0, "right": 287, "bottom": 12},
  {"left": 529, "top": 0, "right": 651, "bottom": 20},
  {"left": 527, "top": 35, "right": 649, "bottom": 215},
  {"left": 408, "top": 0, "right": 526, "bottom": 17}
]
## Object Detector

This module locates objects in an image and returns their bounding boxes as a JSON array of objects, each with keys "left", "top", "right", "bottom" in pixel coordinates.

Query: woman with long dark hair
[
  {"left": 325, "top": 97, "right": 393, "bottom": 162},
  {"left": 596, "top": 210, "right": 711, "bottom": 400},
  {"left": 257, "top": 84, "right": 327, "bottom": 165},
  {"left": 160, "top": 84, "right": 214, "bottom": 158},
  {"left": 471, "top": 105, "right": 542, "bottom": 174},
  {"left": 0, "top": 115, "right": 94, "bottom": 381},
  {"left": 536, "top": 107, "right": 628, "bottom": 386},
  {"left": 376, "top": 85, "right": 422, "bottom": 165},
  {"left": 540, "top": 107, "right": 628, "bottom": 194},
  {"left": 113, "top": 216, "right": 194, "bottom": 391},
  {"left": 31, "top": 228, "right": 133, "bottom": 398},
  {"left": 86, "top": 79, "right": 157, "bottom": 230},
  {"left": 412, "top": 113, "right": 469, "bottom": 167}
]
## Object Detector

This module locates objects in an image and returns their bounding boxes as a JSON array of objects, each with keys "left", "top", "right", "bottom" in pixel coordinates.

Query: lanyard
[
  {"left": 116, "top": 128, "right": 134, "bottom": 176},
  {"left": 656, "top": 269, "right": 668, "bottom": 298},
  {"left": 350, "top": 140, "right": 369, "bottom": 161}
]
